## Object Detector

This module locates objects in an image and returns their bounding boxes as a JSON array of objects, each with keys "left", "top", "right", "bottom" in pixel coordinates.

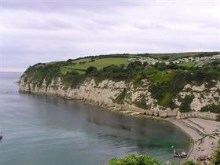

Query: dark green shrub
[
  {"left": 114, "top": 89, "right": 127, "bottom": 104},
  {"left": 154, "top": 62, "right": 167, "bottom": 71},
  {"left": 85, "top": 66, "right": 98, "bottom": 76},
  {"left": 107, "top": 154, "right": 162, "bottom": 165},
  {"left": 62, "top": 71, "right": 85, "bottom": 88},
  {"left": 97, "top": 64, "right": 130, "bottom": 81},
  {"left": 134, "top": 97, "right": 149, "bottom": 110},
  {"left": 200, "top": 104, "right": 220, "bottom": 114},
  {"left": 179, "top": 95, "right": 194, "bottom": 112}
]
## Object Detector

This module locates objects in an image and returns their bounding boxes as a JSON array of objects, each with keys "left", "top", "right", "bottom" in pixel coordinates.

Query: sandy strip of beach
[{"left": 167, "top": 118, "right": 220, "bottom": 162}]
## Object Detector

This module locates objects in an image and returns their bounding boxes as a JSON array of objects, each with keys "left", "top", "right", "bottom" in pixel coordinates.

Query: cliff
[
  {"left": 19, "top": 54, "right": 220, "bottom": 120},
  {"left": 19, "top": 75, "right": 220, "bottom": 120}
]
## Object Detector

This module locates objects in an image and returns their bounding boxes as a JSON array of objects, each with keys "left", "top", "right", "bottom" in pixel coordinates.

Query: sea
[{"left": 0, "top": 72, "right": 190, "bottom": 165}]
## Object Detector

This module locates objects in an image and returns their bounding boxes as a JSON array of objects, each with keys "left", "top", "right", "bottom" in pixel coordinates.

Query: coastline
[
  {"left": 81, "top": 97, "right": 220, "bottom": 162},
  {"left": 168, "top": 118, "right": 220, "bottom": 162},
  {"left": 19, "top": 91, "right": 220, "bottom": 162}
]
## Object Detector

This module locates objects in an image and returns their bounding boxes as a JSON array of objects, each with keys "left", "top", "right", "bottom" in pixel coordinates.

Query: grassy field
[
  {"left": 177, "top": 62, "right": 197, "bottom": 68},
  {"left": 61, "top": 57, "right": 130, "bottom": 74}
]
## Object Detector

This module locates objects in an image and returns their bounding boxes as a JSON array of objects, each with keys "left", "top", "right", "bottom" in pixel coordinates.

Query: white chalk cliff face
[{"left": 19, "top": 75, "right": 220, "bottom": 120}]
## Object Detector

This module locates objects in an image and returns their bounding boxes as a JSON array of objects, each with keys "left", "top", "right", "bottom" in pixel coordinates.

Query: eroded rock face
[
  {"left": 175, "top": 83, "right": 220, "bottom": 112},
  {"left": 190, "top": 98, "right": 203, "bottom": 111},
  {"left": 19, "top": 75, "right": 220, "bottom": 120}
]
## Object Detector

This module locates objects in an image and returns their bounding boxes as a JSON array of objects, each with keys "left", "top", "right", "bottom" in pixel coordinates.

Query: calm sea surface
[{"left": 0, "top": 72, "right": 190, "bottom": 165}]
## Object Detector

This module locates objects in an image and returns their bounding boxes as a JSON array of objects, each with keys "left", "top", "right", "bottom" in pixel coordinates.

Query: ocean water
[{"left": 0, "top": 72, "right": 190, "bottom": 165}]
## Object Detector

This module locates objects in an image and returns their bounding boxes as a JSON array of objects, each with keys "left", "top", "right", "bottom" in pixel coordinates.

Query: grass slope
[{"left": 61, "top": 57, "right": 129, "bottom": 74}]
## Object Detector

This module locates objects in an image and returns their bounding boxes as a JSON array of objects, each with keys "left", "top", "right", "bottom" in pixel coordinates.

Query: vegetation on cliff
[{"left": 21, "top": 52, "right": 220, "bottom": 114}]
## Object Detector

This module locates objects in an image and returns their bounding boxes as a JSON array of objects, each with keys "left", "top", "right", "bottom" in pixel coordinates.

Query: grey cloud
[
  {"left": 1, "top": 0, "right": 138, "bottom": 12},
  {"left": 0, "top": 0, "right": 220, "bottom": 72}
]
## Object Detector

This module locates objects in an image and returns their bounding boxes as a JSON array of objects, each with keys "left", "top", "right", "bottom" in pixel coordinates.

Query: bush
[
  {"left": 154, "top": 62, "right": 167, "bottom": 71},
  {"left": 182, "top": 160, "right": 198, "bottom": 165},
  {"left": 85, "top": 66, "right": 98, "bottom": 76},
  {"left": 107, "top": 154, "right": 162, "bottom": 165},
  {"left": 179, "top": 95, "right": 194, "bottom": 112},
  {"left": 32, "top": 64, "right": 61, "bottom": 86},
  {"left": 62, "top": 71, "right": 85, "bottom": 88},
  {"left": 134, "top": 97, "right": 149, "bottom": 110},
  {"left": 200, "top": 104, "right": 220, "bottom": 114},
  {"left": 148, "top": 82, "right": 175, "bottom": 108},
  {"left": 114, "top": 89, "right": 127, "bottom": 104}
]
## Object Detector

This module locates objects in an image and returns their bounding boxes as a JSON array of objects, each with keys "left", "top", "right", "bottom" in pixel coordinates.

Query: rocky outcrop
[
  {"left": 19, "top": 75, "right": 220, "bottom": 120},
  {"left": 175, "top": 82, "right": 220, "bottom": 112}
]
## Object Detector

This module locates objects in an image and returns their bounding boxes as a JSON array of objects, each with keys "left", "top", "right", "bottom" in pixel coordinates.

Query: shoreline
[
  {"left": 19, "top": 91, "right": 220, "bottom": 162},
  {"left": 49, "top": 93, "right": 220, "bottom": 162},
  {"left": 167, "top": 118, "right": 197, "bottom": 161},
  {"left": 168, "top": 118, "right": 220, "bottom": 162}
]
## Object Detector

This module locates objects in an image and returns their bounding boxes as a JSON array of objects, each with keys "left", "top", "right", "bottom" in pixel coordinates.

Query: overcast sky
[{"left": 0, "top": 0, "right": 220, "bottom": 72}]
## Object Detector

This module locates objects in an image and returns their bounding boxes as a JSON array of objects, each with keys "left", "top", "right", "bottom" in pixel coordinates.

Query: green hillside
[
  {"left": 37, "top": 51, "right": 220, "bottom": 75},
  {"left": 22, "top": 52, "right": 220, "bottom": 112}
]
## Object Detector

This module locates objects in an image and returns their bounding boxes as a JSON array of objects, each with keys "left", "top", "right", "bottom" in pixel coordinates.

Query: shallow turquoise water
[{"left": 0, "top": 72, "right": 190, "bottom": 165}]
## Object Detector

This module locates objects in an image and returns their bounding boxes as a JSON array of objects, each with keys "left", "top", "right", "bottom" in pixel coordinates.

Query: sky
[{"left": 0, "top": 0, "right": 220, "bottom": 72}]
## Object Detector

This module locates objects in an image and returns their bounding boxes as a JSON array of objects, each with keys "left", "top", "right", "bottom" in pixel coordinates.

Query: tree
[
  {"left": 85, "top": 66, "right": 98, "bottom": 76},
  {"left": 155, "top": 62, "right": 167, "bottom": 71}
]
